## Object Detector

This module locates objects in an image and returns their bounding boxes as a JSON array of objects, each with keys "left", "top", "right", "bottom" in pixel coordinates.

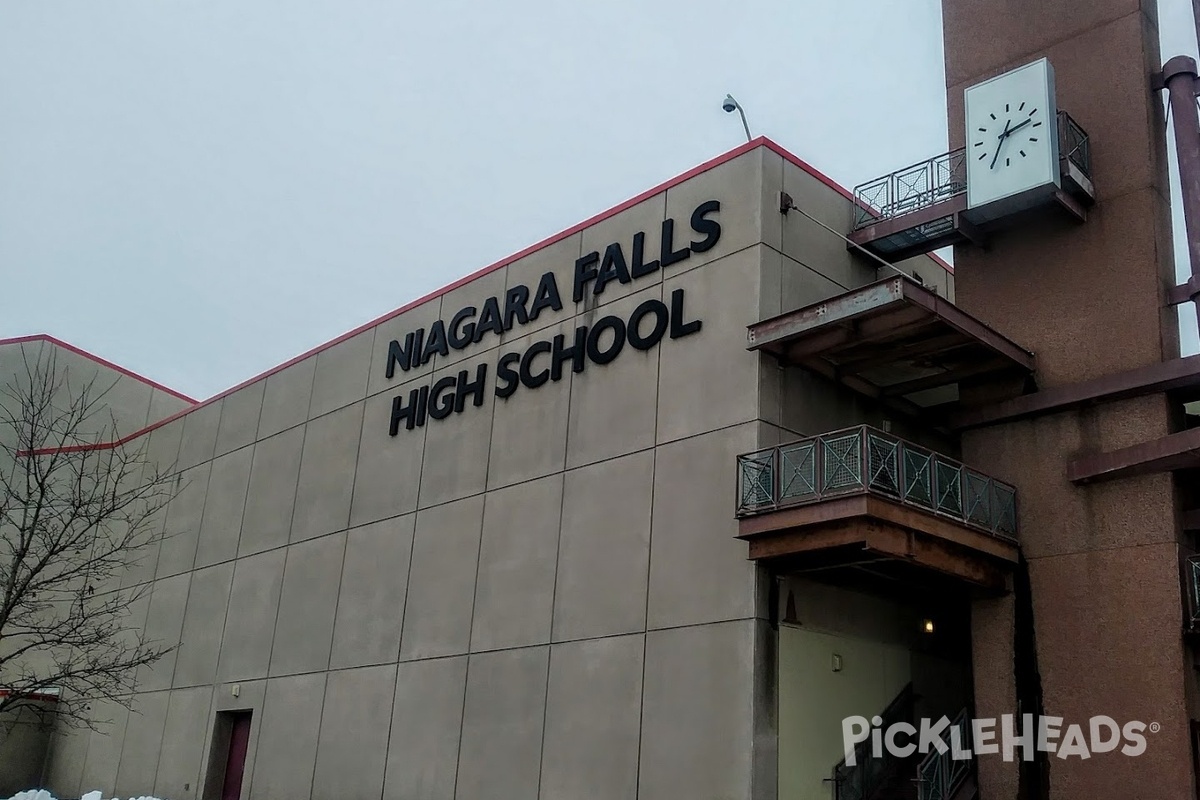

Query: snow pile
[{"left": 4, "top": 792, "right": 167, "bottom": 800}]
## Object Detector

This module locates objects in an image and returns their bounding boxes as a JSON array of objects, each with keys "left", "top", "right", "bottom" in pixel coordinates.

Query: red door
[{"left": 221, "top": 712, "right": 252, "bottom": 800}]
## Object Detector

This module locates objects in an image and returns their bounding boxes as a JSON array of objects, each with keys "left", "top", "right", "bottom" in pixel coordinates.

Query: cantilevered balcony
[
  {"left": 848, "top": 110, "right": 1094, "bottom": 261},
  {"left": 736, "top": 426, "right": 1019, "bottom": 592}
]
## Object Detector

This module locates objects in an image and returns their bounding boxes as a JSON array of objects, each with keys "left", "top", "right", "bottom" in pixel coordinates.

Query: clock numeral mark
[
  {"left": 1032, "top": 121, "right": 1042, "bottom": 128},
  {"left": 1006, "top": 103, "right": 1010, "bottom": 112},
  {"left": 978, "top": 127, "right": 987, "bottom": 132},
  {"left": 1006, "top": 157, "right": 1010, "bottom": 166},
  {"left": 1028, "top": 108, "right": 1037, "bottom": 117},
  {"left": 1018, "top": 102, "right": 1026, "bottom": 111},
  {"left": 1020, "top": 150, "right": 1027, "bottom": 157},
  {"left": 990, "top": 113, "right": 997, "bottom": 120},
  {"left": 974, "top": 141, "right": 984, "bottom": 147},
  {"left": 978, "top": 152, "right": 988, "bottom": 161},
  {"left": 1029, "top": 137, "right": 1038, "bottom": 142}
]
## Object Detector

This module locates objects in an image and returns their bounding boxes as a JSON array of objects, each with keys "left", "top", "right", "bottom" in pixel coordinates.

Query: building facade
[
  {"left": 5, "top": 142, "right": 961, "bottom": 800},
  {"left": 6, "top": 1, "right": 1200, "bottom": 798}
]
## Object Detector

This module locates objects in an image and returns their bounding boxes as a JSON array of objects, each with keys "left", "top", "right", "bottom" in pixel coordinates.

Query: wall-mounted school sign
[{"left": 383, "top": 200, "right": 721, "bottom": 434}]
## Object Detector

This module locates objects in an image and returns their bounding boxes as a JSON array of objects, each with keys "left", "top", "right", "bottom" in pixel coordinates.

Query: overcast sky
[{"left": 1, "top": 1, "right": 1197, "bottom": 399}]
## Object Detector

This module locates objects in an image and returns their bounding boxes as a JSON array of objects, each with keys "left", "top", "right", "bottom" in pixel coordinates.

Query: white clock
[{"left": 964, "top": 58, "right": 1060, "bottom": 221}]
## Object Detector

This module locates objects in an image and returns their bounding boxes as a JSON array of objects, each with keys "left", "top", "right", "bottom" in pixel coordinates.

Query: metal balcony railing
[
  {"left": 1185, "top": 554, "right": 1200, "bottom": 631},
  {"left": 851, "top": 110, "right": 1091, "bottom": 231},
  {"left": 1058, "top": 110, "right": 1091, "bottom": 178},
  {"left": 737, "top": 425, "right": 1018, "bottom": 541},
  {"left": 916, "top": 709, "right": 973, "bottom": 800},
  {"left": 853, "top": 148, "right": 967, "bottom": 229},
  {"left": 829, "top": 684, "right": 915, "bottom": 800}
]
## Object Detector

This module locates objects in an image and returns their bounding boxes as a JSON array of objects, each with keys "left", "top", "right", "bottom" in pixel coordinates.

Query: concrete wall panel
[
  {"left": 639, "top": 621, "right": 756, "bottom": 800},
  {"left": 291, "top": 402, "right": 363, "bottom": 542},
  {"left": 173, "top": 562, "right": 235, "bottom": 688},
  {"left": 382, "top": 656, "right": 467, "bottom": 800},
  {"left": 309, "top": 329, "right": 373, "bottom": 420},
  {"left": 144, "top": 417, "right": 185, "bottom": 476},
  {"left": 433, "top": 266, "right": 507, "bottom": 371},
  {"left": 329, "top": 514, "right": 414, "bottom": 669},
  {"left": 366, "top": 300, "right": 444, "bottom": 399},
  {"left": 214, "top": 380, "right": 265, "bottom": 457},
  {"left": 564, "top": 285, "right": 662, "bottom": 469},
  {"left": 648, "top": 423, "right": 759, "bottom": 629},
  {"left": 471, "top": 474, "right": 562, "bottom": 652},
  {"left": 500, "top": 232, "right": 582, "bottom": 343},
  {"left": 113, "top": 690, "right": 169, "bottom": 798},
  {"left": 42, "top": 724, "right": 90, "bottom": 799},
  {"left": 349, "top": 380, "right": 427, "bottom": 526},
  {"left": 238, "top": 427, "right": 304, "bottom": 557},
  {"left": 249, "top": 672, "right": 326, "bottom": 800},
  {"left": 400, "top": 496, "right": 484, "bottom": 661},
  {"left": 657, "top": 247, "right": 762, "bottom": 443},
  {"left": 311, "top": 664, "right": 396, "bottom": 800},
  {"left": 78, "top": 700, "right": 129, "bottom": 797},
  {"left": 456, "top": 646, "right": 549, "bottom": 800},
  {"left": 148, "top": 389, "right": 192, "bottom": 427},
  {"left": 153, "top": 686, "right": 213, "bottom": 800},
  {"left": 578, "top": 193, "right": 666, "bottom": 309},
  {"left": 194, "top": 446, "right": 251, "bottom": 568},
  {"left": 176, "top": 401, "right": 220, "bottom": 472},
  {"left": 217, "top": 550, "right": 285, "bottom": 682},
  {"left": 136, "top": 573, "right": 190, "bottom": 692},
  {"left": 665, "top": 151, "right": 762, "bottom": 276},
  {"left": 157, "top": 462, "right": 210, "bottom": 579},
  {"left": 553, "top": 450, "right": 652, "bottom": 641},
  {"left": 486, "top": 320, "right": 573, "bottom": 490},
  {"left": 268, "top": 532, "right": 346, "bottom": 676},
  {"left": 417, "top": 350, "right": 498, "bottom": 509},
  {"left": 257, "top": 359, "right": 315, "bottom": 439},
  {"left": 540, "top": 634, "right": 643, "bottom": 800}
]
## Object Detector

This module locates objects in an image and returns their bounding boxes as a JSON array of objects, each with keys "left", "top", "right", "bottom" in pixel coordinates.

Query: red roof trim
[
  {"left": 14, "top": 137, "right": 953, "bottom": 456},
  {"left": 0, "top": 333, "right": 197, "bottom": 404}
]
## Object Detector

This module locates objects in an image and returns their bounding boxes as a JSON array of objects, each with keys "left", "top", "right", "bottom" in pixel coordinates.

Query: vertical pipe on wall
[{"left": 1162, "top": 56, "right": 1200, "bottom": 329}]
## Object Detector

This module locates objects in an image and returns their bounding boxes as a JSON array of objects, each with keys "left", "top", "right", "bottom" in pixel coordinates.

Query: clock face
[
  {"left": 972, "top": 102, "right": 1047, "bottom": 172},
  {"left": 964, "top": 58, "right": 1060, "bottom": 215}
]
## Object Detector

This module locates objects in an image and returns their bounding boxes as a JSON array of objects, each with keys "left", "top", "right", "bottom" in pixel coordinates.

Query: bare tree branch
[{"left": 0, "top": 348, "right": 179, "bottom": 732}]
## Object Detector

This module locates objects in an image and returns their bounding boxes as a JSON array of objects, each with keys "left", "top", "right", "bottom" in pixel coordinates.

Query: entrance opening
[
  {"left": 776, "top": 577, "right": 974, "bottom": 800},
  {"left": 203, "top": 710, "right": 252, "bottom": 800}
]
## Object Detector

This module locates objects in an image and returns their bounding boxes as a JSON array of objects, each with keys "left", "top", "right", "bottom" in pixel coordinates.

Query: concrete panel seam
[
  {"left": 534, "top": 377, "right": 576, "bottom": 799},
  {"left": 633, "top": 323, "right": 666, "bottom": 797}
]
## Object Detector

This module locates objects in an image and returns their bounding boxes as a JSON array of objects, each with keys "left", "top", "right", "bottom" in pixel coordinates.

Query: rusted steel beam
[
  {"left": 748, "top": 278, "right": 906, "bottom": 349},
  {"left": 1167, "top": 278, "right": 1199, "bottom": 306},
  {"left": 898, "top": 281, "right": 1034, "bottom": 370},
  {"left": 1066, "top": 427, "right": 1200, "bottom": 484},
  {"left": 951, "top": 353, "right": 1200, "bottom": 429}
]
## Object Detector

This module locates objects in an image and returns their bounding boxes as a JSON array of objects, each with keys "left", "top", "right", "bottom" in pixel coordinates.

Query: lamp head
[{"left": 722, "top": 94, "right": 739, "bottom": 113}]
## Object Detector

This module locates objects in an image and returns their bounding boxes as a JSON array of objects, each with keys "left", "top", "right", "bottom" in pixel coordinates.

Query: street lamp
[{"left": 722, "top": 94, "right": 752, "bottom": 142}]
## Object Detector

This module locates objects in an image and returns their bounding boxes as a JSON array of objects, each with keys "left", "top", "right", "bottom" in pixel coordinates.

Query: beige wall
[
  {"left": 778, "top": 626, "right": 911, "bottom": 800},
  {"left": 35, "top": 147, "right": 785, "bottom": 800},
  {"left": 30, "top": 142, "right": 957, "bottom": 800}
]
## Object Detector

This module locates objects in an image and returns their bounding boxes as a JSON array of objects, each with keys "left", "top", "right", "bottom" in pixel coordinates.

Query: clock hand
[
  {"left": 990, "top": 119, "right": 1012, "bottom": 170},
  {"left": 1006, "top": 118, "right": 1032, "bottom": 137}
]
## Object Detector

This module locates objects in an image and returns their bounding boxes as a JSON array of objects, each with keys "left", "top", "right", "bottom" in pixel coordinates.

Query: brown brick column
[{"left": 943, "top": 2, "right": 1194, "bottom": 797}]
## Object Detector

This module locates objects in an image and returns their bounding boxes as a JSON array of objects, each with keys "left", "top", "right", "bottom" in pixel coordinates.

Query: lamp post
[{"left": 722, "top": 94, "right": 752, "bottom": 142}]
